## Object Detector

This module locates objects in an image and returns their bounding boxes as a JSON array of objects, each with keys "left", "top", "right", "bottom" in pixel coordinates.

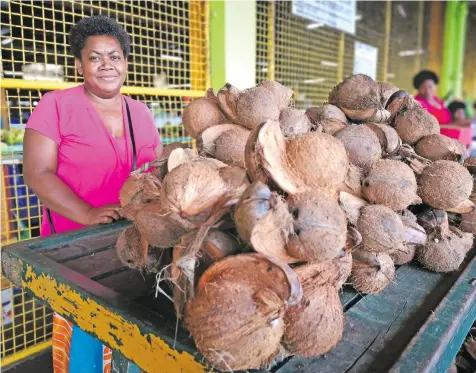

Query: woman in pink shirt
[
  {"left": 23, "top": 16, "right": 161, "bottom": 373},
  {"left": 413, "top": 70, "right": 471, "bottom": 144}
]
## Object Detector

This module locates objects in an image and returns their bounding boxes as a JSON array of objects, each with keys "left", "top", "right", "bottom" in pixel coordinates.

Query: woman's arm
[
  {"left": 23, "top": 129, "right": 120, "bottom": 225},
  {"left": 440, "top": 118, "right": 472, "bottom": 129}
]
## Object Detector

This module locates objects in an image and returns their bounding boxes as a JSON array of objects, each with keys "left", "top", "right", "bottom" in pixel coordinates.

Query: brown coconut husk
[
  {"left": 234, "top": 182, "right": 273, "bottom": 243},
  {"left": 328, "top": 74, "right": 390, "bottom": 123},
  {"left": 378, "top": 82, "right": 399, "bottom": 107},
  {"left": 394, "top": 104, "right": 440, "bottom": 145},
  {"left": 385, "top": 90, "right": 410, "bottom": 121},
  {"left": 389, "top": 244, "right": 416, "bottom": 265},
  {"left": 418, "top": 160, "right": 474, "bottom": 211},
  {"left": 334, "top": 125, "right": 382, "bottom": 170},
  {"left": 282, "top": 260, "right": 344, "bottom": 357},
  {"left": 336, "top": 250, "right": 353, "bottom": 288},
  {"left": 217, "top": 83, "right": 241, "bottom": 122},
  {"left": 214, "top": 127, "right": 250, "bottom": 168},
  {"left": 197, "top": 123, "right": 244, "bottom": 157},
  {"left": 287, "top": 192, "right": 347, "bottom": 263},
  {"left": 258, "top": 80, "right": 293, "bottom": 110},
  {"left": 459, "top": 209, "right": 476, "bottom": 233},
  {"left": 279, "top": 108, "right": 312, "bottom": 138},
  {"left": 339, "top": 164, "right": 364, "bottom": 198},
  {"left": 400, "top": 212, "right": 428, "bottom": 245},
  {"left": 351, "top": 252, "right": 395, "bottom": 294},
  {"left": 185, "top": 254, "right": 302, "bottom": 371},
  {"left": 161, "top": 160, "right": 229, "bottom": 218},
  {"left": 151, "top": 142, "right": 189, "bottom": 181},
  {"left": 415, "top": 134, "right": 467, "bottom": 162},
  {"left": 365, "top": 123, "right": 402, "bottom": 155},
  {"left": 166, "top": 148, "right": 199, "bottom": 172},
  {"left": 250, "top": 196, "right": 297, "bottom": 263},
  {"left": 338, "top": 191, "right": 368, "bottom": 225},
  {"left": 305, "top": 105, "right": 348, "bottom": 134},
  {"left": 245, "top": 120, "right": 272, "bottom": 184},
  {"left": 119, "top": 173, "right": 161, "bottom": 207},
  {"left": 286, "top": 130, "right": 349, "bottom": 198},
  {"left": 236, "top": 86, "right": 281, "bottom": 129},
  {"left": 116, "top": 225, "right": 149, "bottom": 271},
  {"left": 357, "top": 204, "right": 405, "bottom": 253},
  {"left": 251, "top": 119, "right": 309, "bottom": 195},
  {"left": 182, "top": 96, "right": 227, "bottom": 138},
  {"left": 218, "top": 166, "right": 250, "bottom": 195},
  {"left": 463, "top": 157, "right": 476, "bottom": 175},
  {"left": 135, "top": 201, "right": 196, "bottom": 248},
  {"left": 362, "top": 159, "right": 421, "bottom": 211}
]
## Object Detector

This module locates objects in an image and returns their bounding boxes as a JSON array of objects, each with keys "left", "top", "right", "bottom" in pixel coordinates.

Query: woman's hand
[{"left": 82, "top": 204, "right": 122, "bottom": 225}]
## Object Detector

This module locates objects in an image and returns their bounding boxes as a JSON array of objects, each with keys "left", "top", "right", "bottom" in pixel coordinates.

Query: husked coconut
[
  {"left": 182, "top": 94, "right": 227, "bottom": 138},
  {"left": 236, "top": 86, "right": 281, "bottom": 129},
  {"left": 287, "top": 192, "right": 347, "bottom": 263},
  {"left": 279, "top": 108, "right": 312, "bottom": 138},
  {"left": 287, "top": 131, "right": 349, "bottom": 198},
  {"left": 305, "top": 105, "right": 348, "bottom": 134},
  {"left": 185, "top": 254, "right": 302, "bottom": 371},
  {"left": 258, "top": 80, "right": 293, "bottom": 110},
  {"left": 283, "top": 260, "right": 344, "bottom": 357},
  {"left": 214, "top": 126, "right": 250, "bottom": 168},
  {"left": 365, "top": 123, "right": 402, "bottom": 155},
  {"left": 394, "top": 104, "right": 440, "bottom": 145},
  {"left": 416, "top": 227, "right": 472, "bottom": 273},
  {"left": 418, "top": 160, "right": 474, "bottom": 211},
  {"left": 162, "top": 161, "right": 229, "bottom": 218},
  {"left": 116, "top": 225, "right": 149, "bottom": 270},
  {"left": 198, "top": 123, "right": 244, "bottom": 156},
  {"left": 328, "top": 74, "right": 390, "bottom": 123},
  {"left": 415, "top": 134, "right": 467, "bottom": 162},
  {"left": 119, "top": 173, "right": 161, "bottom": 207},
  {"left": 335, "top": 125, "right": 382, "bottom": 170},
  {"left": 389, "top": 244, "right": 416, "bottom": 265},
  {"left": 357, "top": 204, "right": 405, "bottom": 253},
  {"left": 362, "top": 159, "right": 421, "bottom": 211},
  {"left": 351, "top": 252, "right": 395, "bottom": 294},
  {"left": 135, "top": 202, "right": 195, "bottom": 248}
]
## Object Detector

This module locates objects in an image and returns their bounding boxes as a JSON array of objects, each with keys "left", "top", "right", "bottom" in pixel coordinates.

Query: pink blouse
[{"left": 26, "top": 85, "right": 161, "bottom": 235}]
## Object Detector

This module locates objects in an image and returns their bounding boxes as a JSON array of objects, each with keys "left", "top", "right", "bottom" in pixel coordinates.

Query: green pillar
[
  {"left": 439, "top": 0, "right": 458, "bottom": 99},
  {"left": 210, "top": 1, "right": 226, "bottom": 91},
  {"left": 209, "top": 0, "right": 257, "bottom": 92},
  {"left": 452, "top": 1, "right": 469, "bottom": 99}
]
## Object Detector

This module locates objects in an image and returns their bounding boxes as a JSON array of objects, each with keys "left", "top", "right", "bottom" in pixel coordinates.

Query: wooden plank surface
[
  {"left": 276, "top": 258, "right": 473, "bottom": 373},
  {"left": 61, "top": 248, "right": 125, "bottom": 279},
  {"left": 389, "top": 257, "right": 476, "bottom": 373}
]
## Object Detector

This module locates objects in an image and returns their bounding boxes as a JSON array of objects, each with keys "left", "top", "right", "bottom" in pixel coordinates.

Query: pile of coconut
[{"left": 115, "top": 74, "right": 474, "bottom": 371}]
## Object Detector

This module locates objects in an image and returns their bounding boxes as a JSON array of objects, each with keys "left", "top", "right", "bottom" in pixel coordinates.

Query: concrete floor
[{"left": 3, "top": 348, "right": 53, "bottom": 373}]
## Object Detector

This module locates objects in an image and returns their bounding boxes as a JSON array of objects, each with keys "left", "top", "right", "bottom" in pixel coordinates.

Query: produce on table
[{"left": 115, "top": 74, "right": 474, "bottom": 370}]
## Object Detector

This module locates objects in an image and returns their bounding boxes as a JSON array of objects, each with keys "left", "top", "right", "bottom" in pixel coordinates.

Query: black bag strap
[
  {"left": 46, "top": 96, "right": 137, "bottom": 234},
  {"left": 124, "top": 98, "right": 137, "bottom": 171}
]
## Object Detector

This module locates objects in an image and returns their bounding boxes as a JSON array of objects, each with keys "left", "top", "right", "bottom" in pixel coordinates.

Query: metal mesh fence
[
  {"left": 255, "top": 0, "right": 435, "bottom": 107},
  {"left": 1, "top": 0, "right": 208, "bottom": 365}
]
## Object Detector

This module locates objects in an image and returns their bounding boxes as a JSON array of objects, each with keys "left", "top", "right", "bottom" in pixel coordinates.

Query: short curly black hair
[{"left": 69, "top": 15, "right": 131, "bottom": 59}]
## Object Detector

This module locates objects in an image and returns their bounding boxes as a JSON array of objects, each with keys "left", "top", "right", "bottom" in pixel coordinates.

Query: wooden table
[{"left": 1, "top": 221, "right": 475, "bottom": 373}]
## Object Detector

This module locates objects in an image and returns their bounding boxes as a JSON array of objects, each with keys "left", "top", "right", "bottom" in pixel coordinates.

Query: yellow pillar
[{"left": 381, "top": 1, "right": 392, "bottom": 82}]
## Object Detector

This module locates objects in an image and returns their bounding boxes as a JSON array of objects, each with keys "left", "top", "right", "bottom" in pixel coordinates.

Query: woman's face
[
  {"left": 418, "top": 79, "right": 436, "bottom": 100},
  {"left": 76, "top": 35, "right": 127, "bottom": 99},
  {"left": 454, "top": 108, "right": 466, "bottom": 121}
]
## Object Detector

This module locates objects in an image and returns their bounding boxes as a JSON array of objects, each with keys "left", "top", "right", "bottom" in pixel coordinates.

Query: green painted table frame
[{"left": 1, "top": 221, "right": 475, "bottom": 373}]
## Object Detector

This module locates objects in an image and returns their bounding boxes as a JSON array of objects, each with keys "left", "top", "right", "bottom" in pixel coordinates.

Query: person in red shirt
[{"left": 413, "top": 70, "right": 471, "bottom": 144}]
